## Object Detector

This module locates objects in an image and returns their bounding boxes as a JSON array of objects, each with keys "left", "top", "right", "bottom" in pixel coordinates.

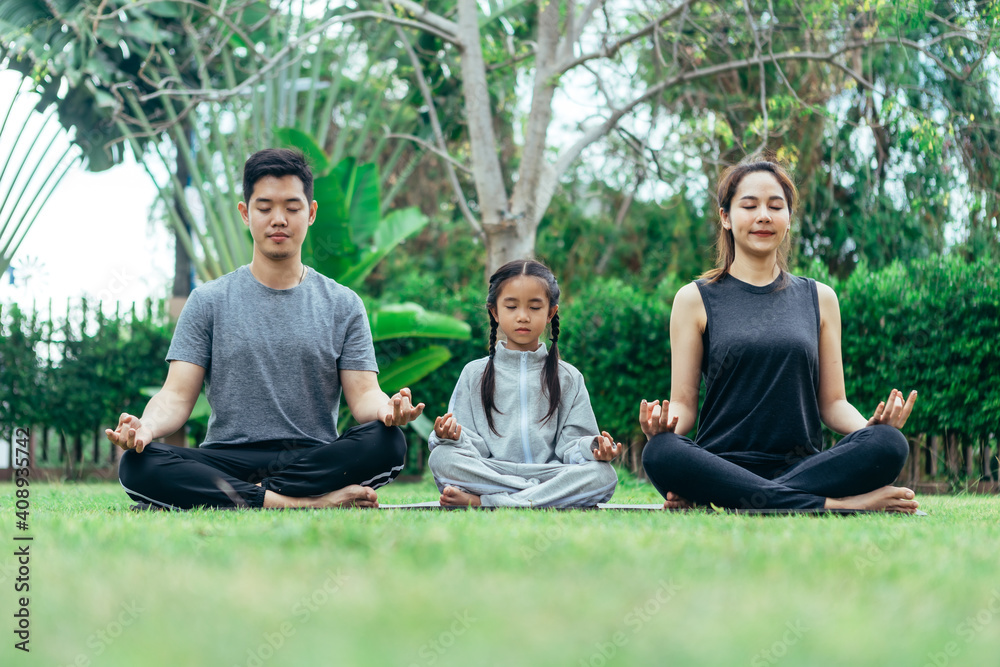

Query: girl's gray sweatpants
[{"left": 428, "top": 445, "right": 618, "bottom": 508}]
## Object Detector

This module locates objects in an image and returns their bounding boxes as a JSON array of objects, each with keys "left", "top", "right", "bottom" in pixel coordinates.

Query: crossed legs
[
  {"left": 428, "top": 445, "right": 618, "bottom": 508},
  {"left": 118, "top": 421, "right": 406, "bottom": 510},
  {"left": 641, "top": 425, "right": 918, "bottom": 512}
]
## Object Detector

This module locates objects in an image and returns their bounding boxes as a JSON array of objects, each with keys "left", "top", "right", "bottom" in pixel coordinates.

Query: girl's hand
[
  {"left": 866, "top": 389, "right": 918, "bottom": 430},
  {"left": 639, "top": 399, "right": 679, "bottom": 440},
  {"left": 433, "top": 413, "right": 462, "bottom": 440},
  {"left": 592, "top": 431, "right": 622, "bottom": 461}
]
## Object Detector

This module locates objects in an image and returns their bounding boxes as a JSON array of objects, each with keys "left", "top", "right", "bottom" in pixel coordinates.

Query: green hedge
[
  {"left": 0, "top": 300, "right": 173, "bottom": 461},
  {"left": 834, "top": 256, "right": 1000, "bottom": 442},
  {"left": 558, "top": 278, "right": 676, "bottom": 444},
  {"left": 380, "top": 274, "right": 677, "bottom": 464},
  {"left": 4, "top": 255, "right": 995, "bottom": 479},
  {"left": 396, "top": 257, "right": 998, "bottom": 479}
]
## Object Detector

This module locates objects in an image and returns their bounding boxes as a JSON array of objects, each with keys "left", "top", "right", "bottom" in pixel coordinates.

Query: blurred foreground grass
[{"left": 2, "top": 478, "right": 999, "bottom": 667}]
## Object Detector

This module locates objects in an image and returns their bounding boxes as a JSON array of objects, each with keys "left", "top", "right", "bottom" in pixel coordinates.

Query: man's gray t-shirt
[{"left": 167, "top": 265, "right": 378, "bottom": 448}]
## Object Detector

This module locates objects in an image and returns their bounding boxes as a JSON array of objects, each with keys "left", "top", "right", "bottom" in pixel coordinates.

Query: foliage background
[{"left": 1, "top": 0, "right": 998, "bottom": 483}]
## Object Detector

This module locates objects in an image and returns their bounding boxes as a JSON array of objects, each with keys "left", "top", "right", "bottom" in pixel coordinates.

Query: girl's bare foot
[
  {"left": 440, "top": 485, "right": 481, "bottom": 507},
  {"left": 825, "top": 485, "right": 918, "bottom": 513},
  {"left": 663, "top": 491, "right": 693, "bottom": 510}
]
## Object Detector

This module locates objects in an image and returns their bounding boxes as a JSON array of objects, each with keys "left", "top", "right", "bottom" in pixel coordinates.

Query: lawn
[{"left": 2, "top": 476, "right": 999, "bottom": 667}]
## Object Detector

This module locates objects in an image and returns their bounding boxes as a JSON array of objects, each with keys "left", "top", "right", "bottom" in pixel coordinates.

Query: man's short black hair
[{"left": 242, "top": 148, "right": 314, "bottom": 203}]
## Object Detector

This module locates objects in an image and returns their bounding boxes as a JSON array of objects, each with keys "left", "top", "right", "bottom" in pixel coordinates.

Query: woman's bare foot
[
  {"left": 825, "top": 485, "right": 918, "bottom": 513},
  {"left": 663, "top": 491, "right": 693, "bottom": 510},
  {"left": 440, "top": 486, "right": 481, "bottom": 507},
  {"left": 263, "top": 484, "right": 378, "bottom": 509}
]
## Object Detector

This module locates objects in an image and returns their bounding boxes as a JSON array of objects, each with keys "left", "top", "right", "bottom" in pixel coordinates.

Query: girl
[
  {"left": 428, "top": 259, "right": 621, "bottom": 508},
  {"left": 641, "top": 153, "right": 920, "bottom": 513}
]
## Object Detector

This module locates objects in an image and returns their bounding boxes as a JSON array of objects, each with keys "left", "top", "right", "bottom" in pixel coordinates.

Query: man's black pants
[{"left": 118, "top": 421, "right": 407, "bottom": 510}]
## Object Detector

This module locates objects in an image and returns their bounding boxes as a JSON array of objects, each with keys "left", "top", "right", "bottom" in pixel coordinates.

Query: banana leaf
[
  {"left": 377, "top": 345, "right": 453, "bottom": 396},
  {"left": 369, "top": 303, "right": 471, "bottom": 342}
]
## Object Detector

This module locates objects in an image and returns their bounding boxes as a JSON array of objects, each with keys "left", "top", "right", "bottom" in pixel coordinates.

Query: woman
[{"left": 641, "top": 154, "right": 919, "bottom": 512}]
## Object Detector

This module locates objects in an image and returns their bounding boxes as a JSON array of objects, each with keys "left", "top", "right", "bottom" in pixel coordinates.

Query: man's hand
[
  {"left": 105, "top": 413, "right": 153, "bottom": 453},
  {"left": 379, "top": 387, "right": 425, "bottom": 427},
  {"left": 433, "top": 413, "right": 462, "bottom": 440},
  {"left": 592, "top": 431, "right": 623, "bottom": 462},
  {"left": 639, "top": 399, "right": 679, "bottom": 440}
]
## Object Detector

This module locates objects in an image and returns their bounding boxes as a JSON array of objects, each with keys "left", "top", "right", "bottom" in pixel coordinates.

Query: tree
[
  {"left": 0, "top": 82, "right": 79, "bottom": 276},
  {"left": 5, "top": 1, "right": 997, "bottom": 280},
  {"left": 374, "top": 0, "right": 996, "bottom": 274},
  {"left": 1, "top": 0, "right": 277, "bottom": 296},
  {"left": 0, "top": 1, "right": 464, "bottom": 282}
]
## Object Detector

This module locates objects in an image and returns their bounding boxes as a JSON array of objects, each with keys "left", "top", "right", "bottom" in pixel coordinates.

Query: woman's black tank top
[{"left": 694, "top": 273, "right": 822, "bottom": 466}]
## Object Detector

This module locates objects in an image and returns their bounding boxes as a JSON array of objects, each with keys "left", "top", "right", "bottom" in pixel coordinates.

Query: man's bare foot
[
  {"left": 825, "top": 485, "right": 919, "bottom": 513},
  {"left": 440, "top": 486, "right": 481, "bottom": 507},
  {"left": 263, "top": 484, "right": 378, "bottom": 509},
  {"left": 663, "top": 491, "right": 693, "bottom": 510},
  {"left": 313, "top": 485, "right": 378, "bottom": 508}
]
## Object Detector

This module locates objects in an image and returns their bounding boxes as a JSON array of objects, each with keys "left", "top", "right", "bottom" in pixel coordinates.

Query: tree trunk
[
  {"left": 928, "top": 434, "right": 938, "bottom": 478},
  {"left": 504, "top": 0, "right": 561, "bottom": 273},
  {"left": 981, "top": 436, "right": 993, "bottom": 482},
  {"left": 484, "top": 224, "right": 539, "bottom": 274},
  {"left": 456, "top": 0, "right": 510, "bottom": 281},
  {"left": 173, "top": 126, "right": 194, "bottom": 298},
  {"left": 946, "top": 432, "right": 959, "bottom": 479},
  {"left": 903, "top": 435, "right": 918, "bottom": 486}
]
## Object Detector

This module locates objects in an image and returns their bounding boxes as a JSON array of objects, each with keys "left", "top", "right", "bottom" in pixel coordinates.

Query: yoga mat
[{"left": 378, "top": 502, "right": 927, "bottom": 515}]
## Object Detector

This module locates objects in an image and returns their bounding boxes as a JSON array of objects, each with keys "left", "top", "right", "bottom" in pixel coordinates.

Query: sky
[
  {"left": 0, "top": 73, "right": 176, "bottom": 464},
  {"left": 0, "top": 71, "right": 175, "bottom": 314}
]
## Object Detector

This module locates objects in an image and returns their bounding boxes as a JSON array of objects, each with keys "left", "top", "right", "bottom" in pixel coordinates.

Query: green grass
[{"left": 2, "top": 478, "right": 1000, "bottom": 667}]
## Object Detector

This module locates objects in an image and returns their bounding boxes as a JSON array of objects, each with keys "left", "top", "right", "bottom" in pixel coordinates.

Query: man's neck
[{"left": 248, "top": 256, "right": 305, "bottom": 290}]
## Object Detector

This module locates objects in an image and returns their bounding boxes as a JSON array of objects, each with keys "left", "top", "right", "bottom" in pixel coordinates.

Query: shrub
[
  {"left": 836, "top": 256, "right": 999, "bottom": 443},
  {"left": 559, "top": 278, "right": 676, "bottom": 445}
]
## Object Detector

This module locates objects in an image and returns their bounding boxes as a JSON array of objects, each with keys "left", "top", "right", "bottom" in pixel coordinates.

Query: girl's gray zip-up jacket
[{"left": 428, "top": 341, "right": 601, "bottom": 464}]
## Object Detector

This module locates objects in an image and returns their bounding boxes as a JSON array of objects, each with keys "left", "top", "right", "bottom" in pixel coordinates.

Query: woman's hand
[
  {"left": 866, "top": 389, "right": 918, "bottom": 430},
  {"left": 592, "top": 431, "right": 623, "bottom": 461},
  {"left": 639, "top": 399, "right": 679, "bottom": 440},
  {"left": 433, "top": 412, "right": 462, "bottom": 440}
]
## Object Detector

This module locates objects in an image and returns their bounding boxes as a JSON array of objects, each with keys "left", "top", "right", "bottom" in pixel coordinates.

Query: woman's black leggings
[
  {"left": 641, "top": 424, "right": 909, "bottom": 509},
  {"left": 118, "top": 421, "right": 406, "bottom": 510}
]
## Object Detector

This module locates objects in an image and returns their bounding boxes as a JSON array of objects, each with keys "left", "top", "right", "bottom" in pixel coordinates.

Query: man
[{"left": 107, "top": 148, "right": 423, "bottom": 509}]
